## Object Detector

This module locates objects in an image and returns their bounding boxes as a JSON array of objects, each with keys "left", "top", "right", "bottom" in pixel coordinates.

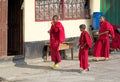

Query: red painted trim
[
  {"left": 35, "top": 18, "right": 90, "bottom": 22},
  {"left": 34, "top": 0, "right": 36, "bottom": 22}
]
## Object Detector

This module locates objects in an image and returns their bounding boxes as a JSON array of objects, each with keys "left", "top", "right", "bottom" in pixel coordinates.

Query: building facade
[{"left": 0, "top": 0, "right": 101, "bottom": 58}]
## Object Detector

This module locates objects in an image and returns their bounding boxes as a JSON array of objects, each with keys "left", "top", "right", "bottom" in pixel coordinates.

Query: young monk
[
  {"left": 49, "top": 15, "right": 65, "bottom": 69},
  {"left": 93, "top": 15, "right": 114, "bottom": 61},
  {"left": 78, "top": 24, "right": 93, "bottom": 72}
]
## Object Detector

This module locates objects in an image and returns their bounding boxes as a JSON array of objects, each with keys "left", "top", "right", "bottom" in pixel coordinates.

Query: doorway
[{"left": 8, "top": 0, "right": 24, "bottom": 56}]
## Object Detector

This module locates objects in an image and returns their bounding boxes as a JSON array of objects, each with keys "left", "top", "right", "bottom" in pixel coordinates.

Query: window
[{"left": 35, "top": 0, "right": 90, "bottom": 21}]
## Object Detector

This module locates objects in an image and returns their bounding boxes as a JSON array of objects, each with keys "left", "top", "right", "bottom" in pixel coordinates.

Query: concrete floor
[{"left": 0, "top": 52, "right": 120, "bottom": 82}]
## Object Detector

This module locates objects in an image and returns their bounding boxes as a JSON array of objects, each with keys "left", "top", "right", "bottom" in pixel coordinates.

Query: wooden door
[
  {"left": 0, "top": 0, "right": 8, "bottom": 56},
  {"left": 8, "top": 0, "right": 23, "bottom": 55}
]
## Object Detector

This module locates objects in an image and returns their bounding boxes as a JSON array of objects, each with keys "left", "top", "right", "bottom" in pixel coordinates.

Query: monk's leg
[
  {"left": 50, "top": 43, "right": 61, "bottom": 68},
  {"left": 79, "top": 49, "right": 89, "bottom": 71},
  {"left": 83, "top": 49, "right": 89, "bottom": 71},
  {"left": 79, "top": 49, "right": 89, "bottom": 72},
  {"left": 118, "top": 34, "right": 120, "bottom": 49},
  {"left": 111, "top": 34, "right": 118, "bottom": 52},
  {"left": 93, "top": 40, "right": 102, "bottom": 61},
  {"left": 54, "top": 49, "right": 61, "bottom": 64},
  {"left": 102, "top": 38, "right": 110, "bottom": 60},
  {"left": 79, "top": 49, "right": 84, "bottom": 69}
]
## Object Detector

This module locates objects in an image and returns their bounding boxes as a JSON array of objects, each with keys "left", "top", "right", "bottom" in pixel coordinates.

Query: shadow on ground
[
  {"left": 0, "top": 77, "right": 13, "bottom": 82},
  {"left": 12, "top": 56, "right": 52, "bottom": 70},
  {"left": 54, "top": 68, "right": 81, "bottom": 73}
]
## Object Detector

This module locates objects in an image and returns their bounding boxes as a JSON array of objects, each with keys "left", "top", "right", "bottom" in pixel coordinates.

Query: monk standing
[
  {"left": 93, "top": 16, "right": 114, "bottom": 61},
  {"left": 78, "top": 24, "right": 93, "bottom": 72},
  {"left": 49, "top": 15, "right": 65, "bottom": 69},
  {"left": 111, "top": 25, "right": 120, "bottom": 52}
]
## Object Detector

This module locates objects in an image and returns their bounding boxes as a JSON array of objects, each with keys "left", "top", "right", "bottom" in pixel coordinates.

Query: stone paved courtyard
[{"left": 0, "top": 53, "right": 120, "bottom": 82}]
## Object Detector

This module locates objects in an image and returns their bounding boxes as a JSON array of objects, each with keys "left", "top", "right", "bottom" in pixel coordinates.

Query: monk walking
[
  {"left": 78, "top": 24, "right": 93, "bottom": 72},
  {"left": 49, "top": 15, "right": 65, "bottom": 69},
  {"left": 93, "top": 16, "right": 114, "bottom": 61}
]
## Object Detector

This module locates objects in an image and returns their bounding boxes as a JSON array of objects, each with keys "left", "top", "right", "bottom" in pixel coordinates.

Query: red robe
[
  {"left": 111, "top": 25, "right": 120, "bottom": 49},
  {"left": 79, "top": 31, "right": 93, "bottom": 70},
  {"left": 50, "top": 22, "right": 65, "bottom": 63},
  {"left": 93, "top": 21, "right": 114, "bottom": 58}
]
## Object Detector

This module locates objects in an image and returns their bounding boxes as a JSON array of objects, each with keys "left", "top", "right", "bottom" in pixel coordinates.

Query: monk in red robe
[
  {"left": 111, "top": 25, "right": 120, "bottom": 51},
  {"left": 78, "top": 24, "right": 93, "bottom": 72},
  {"left": 93, "top": 16, "right": 114, "bottom": 61},
  {"left": 49, "top": 15, "right": 65, "bottom": 69}
]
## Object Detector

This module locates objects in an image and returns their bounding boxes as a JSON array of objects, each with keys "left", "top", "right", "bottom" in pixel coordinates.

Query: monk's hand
[
  {"left": 58, "top": 44, "right": 61, "bottom": 50},
  {"left": 48, "top": 30, "right": 50, "bottom": 33},
  {"left": 81, "top": 43, "right": 86, "bottom": 49},
  {"left": 51, "top": 21, "right": 54, "bottom": 25},
  {"left": 81, "top": 46, "right": 84, "bottom": 49}
]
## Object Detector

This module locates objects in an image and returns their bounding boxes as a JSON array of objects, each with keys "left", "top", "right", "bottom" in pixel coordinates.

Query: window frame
[{"left": 35, "top": 0, "right": 90, "bottom": 22}]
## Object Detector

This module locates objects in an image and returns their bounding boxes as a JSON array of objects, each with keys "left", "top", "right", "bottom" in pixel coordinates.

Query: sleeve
[
  {"left": 50, "top": 26, "right": 53, "bottom": 33},
  {"left": 55, "top": 22, "right": 62, "bottom": 32},
  {"left": 106, "top": 23, "right": 115, "bottom": 38},
  {"left": 105, "top": 22, "right": 111, "bottom": 31},
  {"left": 52, "top": 25, "right": 59, "bottom": 33},
  {"left": 54, "top": 27, "right": 59, "bottom": 32},
  {"left": 109, "top": 25, "right": 115, "bottom": 38},
  {"left": 58, "top": 23, "right": 65, "bottom": 43},
  {"left": 85, "top": 32, "right": 93, "bottom": 48}
]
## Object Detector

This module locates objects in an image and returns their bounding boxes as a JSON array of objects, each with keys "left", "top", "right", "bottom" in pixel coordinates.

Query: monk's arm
[
  {"left": 81, "top": 43, "right": 87, "bottom": 49},
  {"left": 99, "top": 30, "right": 109, "bottom": 36}
]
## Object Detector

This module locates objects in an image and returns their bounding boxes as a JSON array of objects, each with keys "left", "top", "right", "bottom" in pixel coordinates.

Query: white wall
[
  {"left": 90, "top": 0, "right": 100, "bottom": 14},
  {"left": 24, "top": 0, "right": 100, "bottom": 42}
]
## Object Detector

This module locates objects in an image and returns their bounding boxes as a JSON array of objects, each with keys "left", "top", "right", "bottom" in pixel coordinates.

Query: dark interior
[{"left": 8, "top": 0, "right": 23, "bottom": 55}]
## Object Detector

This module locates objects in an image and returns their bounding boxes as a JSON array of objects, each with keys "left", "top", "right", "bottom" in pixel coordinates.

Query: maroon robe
[
  {"left": 111, "top": 25, "right": 120, "bottom": 49},
  {"left": 50, "top": 22, "right": 65, "bottom": 63},
  {"left": 93, "top": 21, "right": 114, "bottom": 58},
  {"left": 79, "top": 31, "right": 93, "bottom": 70}
]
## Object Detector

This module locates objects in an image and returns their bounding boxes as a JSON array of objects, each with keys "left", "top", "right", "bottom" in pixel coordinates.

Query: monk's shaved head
[
  {"left": 52, "top": 15, "right": 59, "bottom": 20},
  {"left": 79, "top": 24, "right": 86, "bottom": 29},
  {"left": 100, "top": 15, "right": 105, "bottom": 19},
  {"left": 52, "top": 15, "right": 59, "bottom": 23},
  {"left": 100, "top": 15, "right": 105, "bottom": 22}
]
